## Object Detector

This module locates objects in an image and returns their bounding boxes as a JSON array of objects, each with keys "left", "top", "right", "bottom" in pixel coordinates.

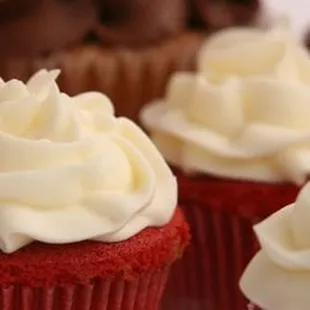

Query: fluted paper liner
[
  {"left": 0, "top": 270, "right": 168, "bottom": 310},
  {"left": 161, "top": 202, "right": 257, "bottom": 310},
  {"left": 160, "top": 169, "right": 299, "bottom": 310},
  {"left": 0, "top": 32, "right": 205, "bottom": 122}
]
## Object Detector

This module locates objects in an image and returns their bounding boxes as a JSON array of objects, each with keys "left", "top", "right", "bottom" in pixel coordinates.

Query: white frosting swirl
[
  {"left": 240, "top": 183, "right": 310, "bottom": 310},
  {"left": 141, "top": 22, "right": 310, "bottom": 184},
  {"left": 0, "top": 69, "right": 177, "bottom": 253}
]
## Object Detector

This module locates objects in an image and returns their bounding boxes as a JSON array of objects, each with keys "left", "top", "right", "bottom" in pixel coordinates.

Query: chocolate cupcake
[{"left": 0, "top": 0, "right": 261, "bottom": 122}]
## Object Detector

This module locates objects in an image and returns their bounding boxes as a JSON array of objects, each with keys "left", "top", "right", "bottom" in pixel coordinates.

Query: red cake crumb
[{"left": 0, "top": 208, "right": 188, "bottom": 287}]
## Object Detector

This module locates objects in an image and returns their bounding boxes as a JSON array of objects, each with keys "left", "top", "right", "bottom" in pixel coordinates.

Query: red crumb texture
[
  {"left": 174, "top": 168, "right": 299, "bottom": 220},
  {"left": 0, "top": 208, "right": 189, "bottom": 287}
]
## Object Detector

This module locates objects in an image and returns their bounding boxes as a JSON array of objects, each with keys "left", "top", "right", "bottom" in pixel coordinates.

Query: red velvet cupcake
[
  {"left": 0, "top": 69, "right": 189, "bottom": 309},
  {"left": 141, "top": 22, "right": 309, "bottom": 310}
]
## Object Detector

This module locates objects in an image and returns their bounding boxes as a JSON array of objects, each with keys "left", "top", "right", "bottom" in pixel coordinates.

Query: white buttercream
[
  {"left": 0, "top": 69, "right": 177, "bottom": 253},
  {"left": 141, "top": 22, "right": 310, "bottom": 184},
  {"left": 240, "top": 183, "right": 310, "bottom": 310}
]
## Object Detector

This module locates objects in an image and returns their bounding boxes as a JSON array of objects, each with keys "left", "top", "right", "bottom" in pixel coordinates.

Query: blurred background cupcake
[
  {"left": 191, "top": 0, "right": 260, "bottom": 29},
  {"left": 0, "top": 69, "right": 189, "bottom": 310},
  {"left": 0, "top": 0, "right": 261, "bottom": 121},
  {"left": 141, "top": 20, "right": 310, "bottom": 309}
]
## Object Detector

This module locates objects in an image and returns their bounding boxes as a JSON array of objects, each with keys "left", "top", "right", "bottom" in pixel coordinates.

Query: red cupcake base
[
  {"left": 161, "top": 169, "right": 299, "bottom": 310},
  {"left": 0, "top": 208, "right": 189, "bottom": 310}
]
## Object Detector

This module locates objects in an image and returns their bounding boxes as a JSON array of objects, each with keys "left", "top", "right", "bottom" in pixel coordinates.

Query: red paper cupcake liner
[
  {"left": 160, "top": 170, "right": 299, "bottom": 310},
  {"left": 0, "top": 269, "right": 169, "bottom": 310},
  {"left": 161, "top": 203, "right": 257, "bottom": 310}
]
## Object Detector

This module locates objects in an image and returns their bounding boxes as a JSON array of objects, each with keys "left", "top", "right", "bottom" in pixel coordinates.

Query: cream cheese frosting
[
  {"left": 0, "top": 69, "right": 177, "bottom": 253},
  {"left": 240, "top": 183, "right": 310, "bottom": 310},
  {"left": 141, "top": 22, "right": 310, "bottom": 184}
]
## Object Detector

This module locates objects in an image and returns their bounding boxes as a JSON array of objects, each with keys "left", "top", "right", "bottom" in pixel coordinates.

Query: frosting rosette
[
  {"left": 141, "top": 22, "right": 310, "bottom": 184},
  {"left": 240, "top": 183, "right": 310, "bottom": 310},
  {"left": 197, "top": 19, "right": 310, "bottom": 81},
  {"left": 0, "top": 69, "right": 177, "bottom": 253}
]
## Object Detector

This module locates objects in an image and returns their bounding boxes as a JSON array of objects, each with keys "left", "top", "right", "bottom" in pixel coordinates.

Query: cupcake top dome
[
  {"left": 0, "top": 0, "right": 97, "bottom": 58},
  {"left": 0, "top": 0, "right": 40, "bottom": 24},
  {"left": 0, "top": 0, "right": 261, "bottom": 57},
  {"left": 191, "top": 0, "right": 259, "bottom": 29},
  {"left": 95, "top": 0, "right": 188, "bottom": 46}
]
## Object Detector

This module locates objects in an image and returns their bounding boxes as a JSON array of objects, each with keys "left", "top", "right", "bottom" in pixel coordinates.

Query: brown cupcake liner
[
  {"left": 0, "top": 31, "right": 205, "bottom": 122},
  {"left": 0, "top": 269, "right": 169, "bottom": 310},
  {"left": 60, "top": 32, "right": 205, "bottom": 120}
]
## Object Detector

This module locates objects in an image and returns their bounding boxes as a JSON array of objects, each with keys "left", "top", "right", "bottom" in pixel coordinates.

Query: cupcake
[
  {"left": 0, "top": 0, "right": 261, "bottom": 122},
  {"left": 0, "top": 69, "right": 189, "bottom": 310},
  {"left": 141, "top": 21, "right": 309, "bottom": 310},
  {"left": 240, "top": 182, "right": 310, "bottom": 310}
]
